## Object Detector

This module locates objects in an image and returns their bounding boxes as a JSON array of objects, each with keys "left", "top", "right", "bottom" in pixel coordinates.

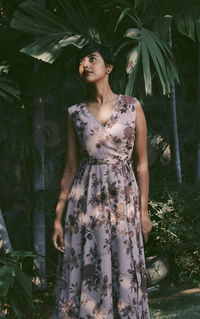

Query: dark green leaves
[
  {"left": 19, "top": 34, "right": 87, "bottom": 64},
  {"left": 10, "top": 0, "right": 100, "bottom": 63},
  {"left": 9, "top": 0, "right": 200, "bottom": 94},
  {"left": 174, "top": 11, "right": 199, "bottom": 42},
  {"left": 11, "top": 0, "right": 69, "bottom": 34},
  {"left": 0, "top": 265, "right": 14, "bottom": 297},
  {"left": 124, "top": 27, "right": 179, "bottom": 95},
  {"left": 0, "top": 250, "right": 40, "bottom": 318},
  {"left": 0, "top": 76, "right": 21, "bottom": 103}
]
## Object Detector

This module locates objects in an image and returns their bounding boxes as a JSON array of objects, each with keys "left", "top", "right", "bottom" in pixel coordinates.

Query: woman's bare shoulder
[
  {"left": 121, "top": 94, "right": 138, "bottom": 105},
  {"left": 64, "top": 102, "right": 84, "bottom": 118}
]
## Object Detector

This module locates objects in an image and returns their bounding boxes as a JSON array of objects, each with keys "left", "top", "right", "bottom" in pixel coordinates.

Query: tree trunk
[
  {"left": 32, "top": 0, "right": 47, "bottom": 288},
  {"left": 195, "top": 44, "right": 200, "bottom": 181},
  {"left": 168, "top": 26, "right": 182, "bottom": 184},
  {"left": 0, "top": 208, "right": 13, "bottom": 253}
]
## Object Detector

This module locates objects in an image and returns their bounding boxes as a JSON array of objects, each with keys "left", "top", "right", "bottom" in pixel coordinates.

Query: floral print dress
[{"left": 52, "top": 94, "right": 151, "bottom": 319}]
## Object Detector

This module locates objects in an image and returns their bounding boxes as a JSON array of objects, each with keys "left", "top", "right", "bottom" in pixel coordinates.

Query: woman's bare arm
[
  {"left": 52, "top": 110, "right": 80, "bottom": 251},
  {"left": 134, "top": 99, "right": 152, "bottom": 242}
]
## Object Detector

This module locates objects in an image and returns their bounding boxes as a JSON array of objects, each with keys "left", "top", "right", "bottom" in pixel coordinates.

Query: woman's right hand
[{"left": 52, "top": 220, "right": 65, "bottom": 253}]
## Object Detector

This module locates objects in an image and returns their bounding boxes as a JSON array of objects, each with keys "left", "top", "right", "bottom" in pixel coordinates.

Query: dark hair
[{"left": 78, "top": 41, "right": 116, "bottom": 66}]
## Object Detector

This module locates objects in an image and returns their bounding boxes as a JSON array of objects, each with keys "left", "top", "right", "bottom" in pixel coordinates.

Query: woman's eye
[{"left": 90, "top": 56, "right": 96, "bottom": 62}]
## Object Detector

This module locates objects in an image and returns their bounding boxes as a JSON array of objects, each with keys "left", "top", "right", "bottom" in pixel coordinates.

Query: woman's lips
[{"left": 84, "top": 71, "right": 93, "bottom": 75}]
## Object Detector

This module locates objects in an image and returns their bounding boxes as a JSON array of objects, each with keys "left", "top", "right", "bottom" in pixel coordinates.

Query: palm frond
[
  {"left": 11, "top": 0, "right": 69, "bottom": 34},
  {"left": 153, "top": 16, "right": 172, "bottom": 43},
  {"left": 0, "top": 26, "right": 31, "bottom": 63},
  {"left": 125, "top": 45, "right": 141, "bottom": 96},
  {"left": 140, "top": 32, "right": 152, "bottom": 94},
  {"left": 174, "top": 10, "right": 199, "bottom": 41},
  {"left": 141, "top": 28, "right": 179, "bottom": 94},
  {"left": 10, "top": 0, "right": 100, "bottom": 63},
  {"left": 57, "top": 0, "right": 100, "bottom": 41},
  {"left": 124, "top": 28, "right": 141, "bottom": 40},
  {"left": 114, "top": 7, "right": 141, "bottom": 31},
  {"left": 20, "top": 34, "right": 87, "bottom": 64},
  {"left": 0, "top": 76, "right": 21, "bottom": 103},
  {"left": 143, "top": 0, "right": 200, "bottom": 43},
  {"left": 126, "top": 45, "right": 140, "bottom": 75},
  {"left": 114, "top": 38, "right": 136, "bottom": 55},
  {"left": 114, "top": 8, "right": 132, "bottom": 32},
  {"left": 195, "top": 13, "right": 200, "bottom": 42},
  {"left": 134, "top": 0, "right": 149, "bottom": 13},
  {"left": 125, "top": 27, "right": 179, "bottom": 95}
]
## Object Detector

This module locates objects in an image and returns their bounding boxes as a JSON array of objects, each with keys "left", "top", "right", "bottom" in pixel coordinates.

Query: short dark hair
[{"left": 78, "top": 41, "right": 116, "bottom": 66}]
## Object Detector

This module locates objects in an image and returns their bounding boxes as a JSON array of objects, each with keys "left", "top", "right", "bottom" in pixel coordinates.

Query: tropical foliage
[
  {"left": 0, "top": 0, "right": 200, "bottom": 317},
  {"left": 148, "top": 182, "right": 200, "bottom": 284},
  {"left": 8, "top": 0, "right": 200, "bottom": 96},
  {"left": 0, "top": 249, "right": 38, "bottom": 318}
]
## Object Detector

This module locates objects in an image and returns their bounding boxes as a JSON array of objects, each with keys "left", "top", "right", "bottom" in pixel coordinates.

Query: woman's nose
[{"left": 82, "top": 59, "right": 89, "bottom": 69}]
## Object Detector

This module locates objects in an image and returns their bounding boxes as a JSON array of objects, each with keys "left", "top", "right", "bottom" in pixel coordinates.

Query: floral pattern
[{"left": 52, "top": 94, "right": 151, "bottom": 318}]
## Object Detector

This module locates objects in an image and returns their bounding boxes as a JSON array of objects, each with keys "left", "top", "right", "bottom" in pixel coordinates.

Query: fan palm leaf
[
  {"left": 10, "top": 0, "right": 100, "bottom": 63},
  {"left": 122, "top": 27, "right": 179, "bottom": 95},
  {"left": 125, "top": 45, "right": 141, "bottom": 96}
]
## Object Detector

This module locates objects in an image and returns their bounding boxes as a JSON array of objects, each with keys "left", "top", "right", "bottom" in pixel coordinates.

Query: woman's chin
[
  {"left": 83, "top": 77, "right": 97, "bottom": 83},
  {"left": 80, "top": 74, "right": 104, "bottom": 84}
]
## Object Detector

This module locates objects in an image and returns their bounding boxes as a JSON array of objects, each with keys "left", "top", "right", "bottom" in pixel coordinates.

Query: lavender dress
[{"left": 52, "top": 94, "right": 150, "bottom": 319}]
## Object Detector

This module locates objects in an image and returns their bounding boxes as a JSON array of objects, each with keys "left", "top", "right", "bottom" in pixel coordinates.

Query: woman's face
[{"left": 79, "top": 51, "right": 112, "bottom": 83}]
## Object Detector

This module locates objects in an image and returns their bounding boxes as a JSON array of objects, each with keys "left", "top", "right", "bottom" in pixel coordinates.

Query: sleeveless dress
[{"left": 52, "top": 94, "right": 151, "bottom": 319}]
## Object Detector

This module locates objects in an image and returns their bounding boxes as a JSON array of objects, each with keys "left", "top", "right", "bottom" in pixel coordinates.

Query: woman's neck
[{"left": 86, "top": 82, "right": 115, "bottom": 105}]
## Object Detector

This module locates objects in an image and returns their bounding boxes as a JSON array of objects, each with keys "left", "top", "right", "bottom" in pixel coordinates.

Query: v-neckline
[{"left": 82, "top": 94, "right": 121, "bottom": 128}]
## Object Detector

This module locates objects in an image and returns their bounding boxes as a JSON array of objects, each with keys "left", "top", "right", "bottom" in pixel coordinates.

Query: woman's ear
[{"left": 106, "top": 64, "right": 114, "bottom": 74}]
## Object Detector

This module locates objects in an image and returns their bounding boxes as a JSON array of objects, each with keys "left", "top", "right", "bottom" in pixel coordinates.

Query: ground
[
  {"left": 28, "top": 283, "right": 200, "bottom": 319},
  {"left": 149, "top": 286, "right": 200, "bottom": 319}
]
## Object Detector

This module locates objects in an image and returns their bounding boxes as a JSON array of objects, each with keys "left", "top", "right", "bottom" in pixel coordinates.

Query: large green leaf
[
  {"left": 10, "top": 0, "right": 100, "bottom": 63},
  {"left": 125, "top": 27, "right": 179, "bottom": 95},
  {"left": 145, "top": 0, "right": 200, "bottom": 43},
  {"left": 114, "top": 7, "right": 132, "bottom": 31},
  {"left": 124, "top": 28, "right": 141, "bottom": 40},
  {"left": 114, "top": 6, "right": 141, "bottom": 31},
  {"left": 0, "top": 26, "right": 30, "bottom": 62},
  {"left": 123, "top": 28, "right": 141, "bottom": 90},
  {"left": 196, "top": 15, "right": 200, "bottom": 42},
  {"left": 8, "top": 293, "right": 23, "bottom": 319},
  {"left": 125, "top": 46, "right": 141, "bottom": 96},
  {"left": 11, "top": 0, "right": 69, "bottom": 34},
  {"left": 174, "top": 11, "right": 199, "bottom": 41},
  {"left": 0, "top": 76, "right": 21, "bottom": 103},
  {"left": 20, "top": 33, "right": 87, "bottom": 63},
  {"left": 126, "top": 45, "right": 140, "bottom": 75},
  {"left": 140, "top": 31, "right": 152, "bottom": 94},
  {"left": 57, "top": 0, "right": 100, "bottom": 40},
  {"left": 12, "top": 264, "right": 32, "bottom": 305},
  {"left": 10, "top": 251, "right": 40, "bottom": 258},
  {"left": 0, "top": 265, "right": 14, "bottom": 297},
  {"left": 142, "top": 28, "right": 178, "bottom": 94},
  {"left": 153, "top": 16, "right": 172, "bottom": 43}
]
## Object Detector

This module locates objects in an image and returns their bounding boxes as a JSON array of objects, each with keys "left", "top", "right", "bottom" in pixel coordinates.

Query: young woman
[{"left": 52, "top": 42, "right": 152, "bottom": 319}]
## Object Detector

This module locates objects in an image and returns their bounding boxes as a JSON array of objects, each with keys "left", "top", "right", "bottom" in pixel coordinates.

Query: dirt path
[{"left": 149, "top": 287, "right": 200, "bottom": 303}]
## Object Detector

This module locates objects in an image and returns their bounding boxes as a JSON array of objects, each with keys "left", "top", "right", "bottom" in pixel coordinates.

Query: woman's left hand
[{"left": 141, "top": 214, "right": 153, "bottom": 243}]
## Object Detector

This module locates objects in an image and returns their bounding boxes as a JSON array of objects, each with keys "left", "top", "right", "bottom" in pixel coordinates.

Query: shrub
[
  {"left": 0, "top": 249, "right": 38, "bottom": 318},
  {"left": 147, "top": 182, "right": 200, "bottom": 284}
]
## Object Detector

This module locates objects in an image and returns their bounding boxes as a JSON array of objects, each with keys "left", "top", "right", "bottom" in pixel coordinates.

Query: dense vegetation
[{"left": 0, "top": 0, "right": 200, "bottom": 317}]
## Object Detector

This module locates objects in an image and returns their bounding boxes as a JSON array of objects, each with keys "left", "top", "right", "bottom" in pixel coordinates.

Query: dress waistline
[{"left": 80, "top": 156, "right": 132, "bottom": 166}]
